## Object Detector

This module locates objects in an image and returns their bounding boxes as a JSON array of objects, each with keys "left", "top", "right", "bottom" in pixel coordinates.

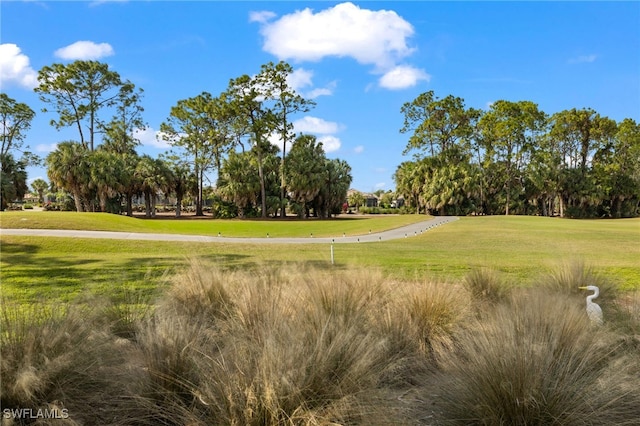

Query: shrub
[
  {"left": 0, "top": 303, "right": 137, "bottom": 425},
  {"left": 131, "top": 264, "right": 410, "bottom": 425},
  {"left": 541, "top": 260, "right": 619, "bottom": 321},
  {"left": 359, "top": 206, "right": 398, "bottom": 214},
  {"left": 102, "top": 285, "right": 154, "bottom": 339},
  {"left": 438, "top": 288, "right": 640, "bottom": 425},
  {"left": 464, "top": 267, "right": 511, "bottom": 306},
  {"left": 404, "top": 281, "right": 471, "bottom": 364}
]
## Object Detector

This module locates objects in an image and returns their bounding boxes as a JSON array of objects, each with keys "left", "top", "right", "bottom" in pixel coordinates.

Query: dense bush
[{"left": 359, "top": 206, "right": 398, "bottom": 214}]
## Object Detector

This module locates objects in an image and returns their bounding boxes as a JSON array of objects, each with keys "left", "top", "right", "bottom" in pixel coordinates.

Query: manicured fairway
[
  {"left": 0, "top": 211, "right": 428, "bottom": 238},
  {"left": 1, "top": 215, "right": 638, "bottom": 305}
]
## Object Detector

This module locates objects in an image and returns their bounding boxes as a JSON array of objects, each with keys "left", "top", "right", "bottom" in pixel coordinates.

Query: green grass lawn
[
  {"left": 1, "top": 215, "right": 638, "bottom": 305},
  {"left": 0, "top": 211, "right": 428, "bottom": 237}
]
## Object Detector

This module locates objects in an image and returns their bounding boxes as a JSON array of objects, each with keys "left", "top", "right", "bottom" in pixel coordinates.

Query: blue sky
[{"left": 2, "top": 1, "right": 639, "bottom": 193}]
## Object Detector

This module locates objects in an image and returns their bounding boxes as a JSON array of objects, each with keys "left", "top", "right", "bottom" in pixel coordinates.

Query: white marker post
[{"left": 331, "top": 240, "right": 335, "bottom": 265}]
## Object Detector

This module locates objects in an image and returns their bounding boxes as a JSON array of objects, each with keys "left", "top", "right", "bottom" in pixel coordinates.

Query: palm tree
[
  {"left": 90, "top": 150, "right": 125, "bottom": 213},
  {"left": 31, "top": 178, "right": 49, "bottom": 204},
  {"left": 348, "top": 191, "right": 365, "bottom": 212},
  {"left": 314, "top": 158, "right": 352, "bottom": 219},
  {"left": 285, "top": 135, "right": 326, "bottom": 218},
  {"left": 163, "top": 156, "right": 195, "bottom": 217},
  {"left": 135, "top": 156, "right": 172, "bottom": 217},
  {"left": 217, "top": 151, "right": 260, "bottom": 218},
  {"left": 0, "top": 153, "right": 28, "bottom": 210},
  {"left": 46, "top": 141, "right": 92, "bottom": 212}
]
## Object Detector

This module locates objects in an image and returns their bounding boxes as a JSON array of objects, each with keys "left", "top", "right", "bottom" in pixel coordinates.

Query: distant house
[
  {"left": 393, "top": 196, "right": 405, "bottom": 208},
  {"left": 364, "top": 194, "right": 378, "bottom": 208},
  {"left": 23, "top": 193, "right": 39, "bottom": 204}
]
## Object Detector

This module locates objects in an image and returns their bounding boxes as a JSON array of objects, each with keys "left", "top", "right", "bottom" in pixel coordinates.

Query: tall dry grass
[
  {"left": 438, "top": 287, "right": 640, "bottom": 425},
  {"left": 131, "top": 263, "right": 433, "bottom": 425},
  {"left": 0, "top": 302, "right": 141, "bottom": 425},
  {"left": 463, "top": 267, "right": 511, "bottom": 306},
  {"left": 1, "top": 261, "right": 638, "bottom": 425}
]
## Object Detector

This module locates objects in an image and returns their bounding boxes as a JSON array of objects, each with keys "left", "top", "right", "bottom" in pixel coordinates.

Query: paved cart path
[{"left": 0, "top": 216, "right": 458, "bottom": 244}]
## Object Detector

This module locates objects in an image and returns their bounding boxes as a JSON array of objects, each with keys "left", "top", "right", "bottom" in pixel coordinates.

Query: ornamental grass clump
[
  {"left": 0, "top": 302, "right": 136, "bottom": 425},
  {"left": 131, "top": 264, "right": 412, "bottom": 425},
  {"left": 403, "top": 280, "right": 472, "bottom": 364},
  {"left": 463, "top": 267, "right": 511, "bottom": 306},
  {"left": 438, "top": 287, "right": 640, "bottom": 425}
]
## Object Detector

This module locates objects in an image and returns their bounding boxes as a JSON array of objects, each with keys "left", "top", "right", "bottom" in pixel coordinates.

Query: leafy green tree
[
  {"left": 401, "top": 91, "right": 480, "bottom": 158},
  {"left": 46, "top": 141, "right": 93, "bottom": 212},
  {"left": 135, "top": 155, "right": 172, "bottom": 217},
  {"left": 549, "top": 108, "right": 617, "bottom": 174},
  {"left": 161, "top": 92, "right": 234, "bottom": 216},
  {"left": 31, "top": 178, "right": 49, "bottom": 204},
  {"left": 393, "top": 160, "right": 428, "bottom": 214},
  {"left": 379, "top": 191, "right": 395, "bottom": 208},
  {"left": 594, "top": 118, "right": 640, "bottom": 217},
  {"left": 479, "top": 100, "right": 546, "bottom": 215},
  {"left": 162, "top": 154, "right": 196, "bottom": 217},
  {"left": 226, "top": 74, "right": 278, "bottom": 218},
  {"left": 257, "top": 61, "right": 316, "bottom": 217},
  {"left": 217, "top": 151, "right": 261, "bottom": 218},
  {"left": 285, "top": 134, "right": 326, "bottom": 218},
  {"left": 101, "top": 82, "right": 145, "bottom": 155},
  {"left": 90, "top": 150, "right": 126, "bottom": 213},
  {"left": 348, "top": 190, "right": 365, "bottom": 212},
  {"left": 314, "top": 158, "right": 352, "bottom": 219},
  {"left": 35, "top": 61, "right": 126, "bottom": 151},
  {"left": 1, "top": 93, "right": 35, "bottom": 158},
  {"left": 0, "top": 154, "right": 28, "bottom": 210},
  {"left": 548, "top": 108, "right": 617, "bottom": 217},
  {"left": 421, "top": 149, "right": 478, "bottom": 215}
]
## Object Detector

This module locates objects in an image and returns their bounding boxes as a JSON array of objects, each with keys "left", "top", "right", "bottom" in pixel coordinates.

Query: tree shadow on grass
[{"left": 0, "top": 241, "right": 39, "bottom": 258}]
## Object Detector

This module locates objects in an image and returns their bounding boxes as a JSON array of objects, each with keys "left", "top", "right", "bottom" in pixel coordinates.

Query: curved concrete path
[{"left": 0, "top": 216, "right": 458, "bottom": 244}]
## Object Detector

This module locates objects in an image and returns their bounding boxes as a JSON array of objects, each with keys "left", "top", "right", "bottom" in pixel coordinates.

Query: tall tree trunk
[
  {"left": 175, "top": 193, "right": 183, "bottom": 218},
  {"left": 257, "top": 150, "right": 267, "bottom": 218},
  {"left": 126, "top": 194, "right": 133, "bottom": 216},
  {"left": 144, "top": 191, "right": 151, "bottom": 217},
  {"left": 73, "top": 190, "right": 84, "bottom": 212},
  {"left": 505, "top": 186, "right": 510, "bottom": 216},
  {"left": 99, "top": 192, "right": 107, "bottom": 212},
  {"left": 195, "top": 159, "right": 203, "bottom": 216},
  {"left": 280, "top": 124, "right": 288, "bottom": 218}
]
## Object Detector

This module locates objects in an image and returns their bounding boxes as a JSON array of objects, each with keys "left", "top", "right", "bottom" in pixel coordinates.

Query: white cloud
[
  {"left": 354, "top": 145, "right": 364, "bottom": 154},
  {"left": 286, "top": 69, "right": 335, "bottom": 99},
  {"left": 374, "top": 182, "right": 386, "bottom": 190},
  {"left": 318, "top": 135, "right": 341, "bottom": 153},
  {"left": 293, "top": 116, "right": 341, "bottom": 134},
  {"left": 286, "top": 68, "right": 314, "bottom": 91},
  {"left": 568, "top": 54, "right": 597, "bottom": 64},
  {"left": 249, "top": 10, "right": 276, "bottom": 24},
  {"left": 267, "top": 132, "right": 285, "bottom": 152},
  {"left": 54, "top": 41, "right": 114, "bottom": 60},
  {"left": 379, "top": 65, "right": 430, "bottom": 89},
  {"left": 0, "top": 44, "right": 38, "bottom": 89},
  {"left": 257, "top": 2, "right": 415, "bottom": 70},
  {"left": 308, "top": 80, "right": 336, "bottom": 98},
  {"left": 134, "top": 127, "right": 172, "bottom": 149},
  {"left": 35, "top": 143, "right": 58, "bottom": 153}
]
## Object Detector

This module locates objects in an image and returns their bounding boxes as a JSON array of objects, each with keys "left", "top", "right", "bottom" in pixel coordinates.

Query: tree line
[
  {"left": 1, "top": 60, "right": 352, "bottom": 218},
  {"left": 394, "top": 91, "right": 640, "bottom": 218}
]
